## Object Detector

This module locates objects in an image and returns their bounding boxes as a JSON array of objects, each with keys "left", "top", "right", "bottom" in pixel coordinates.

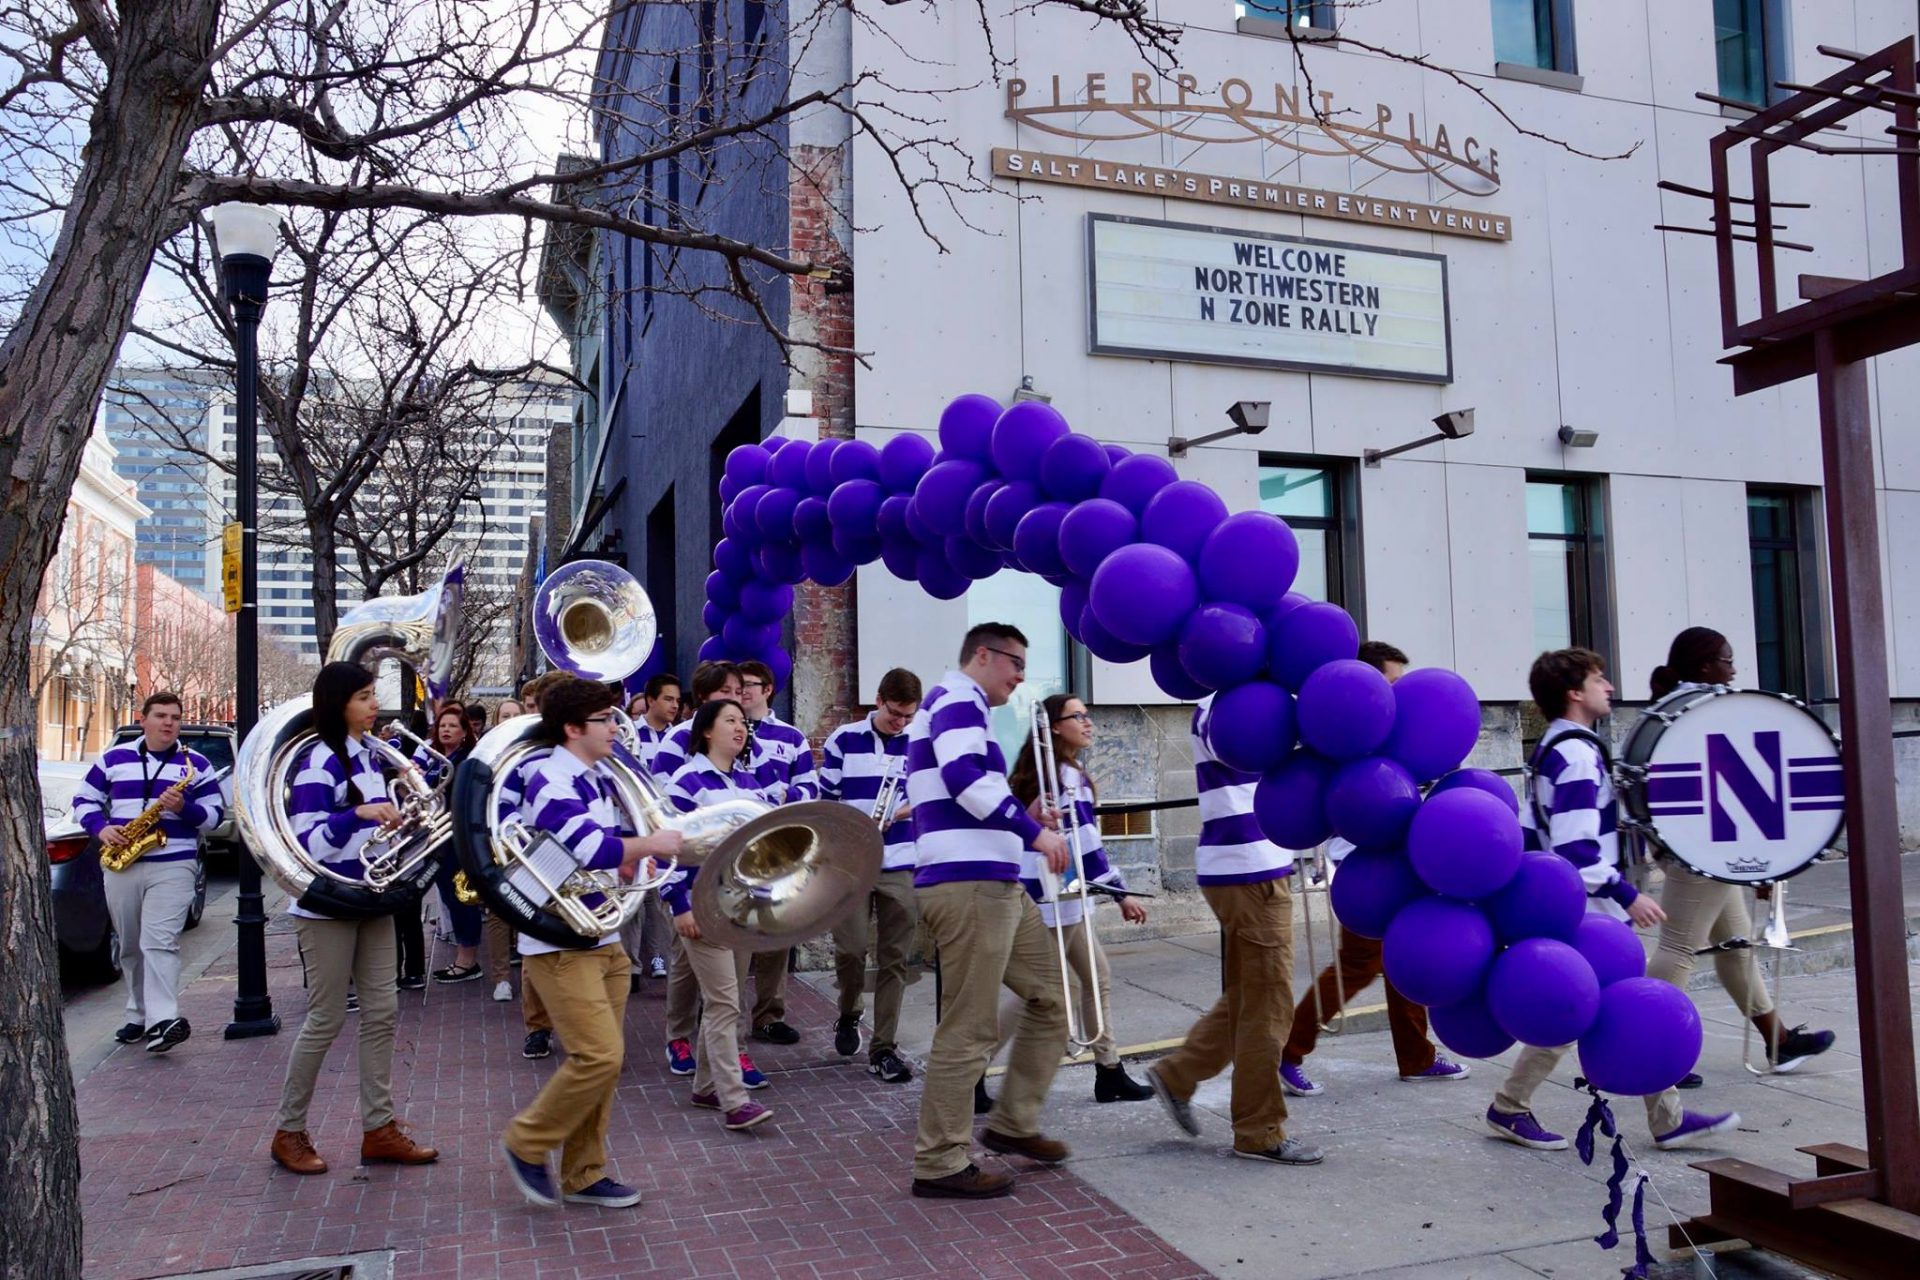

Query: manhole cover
[{"left": 143, "top": 1254, "right": 391, "bottom": 1280}]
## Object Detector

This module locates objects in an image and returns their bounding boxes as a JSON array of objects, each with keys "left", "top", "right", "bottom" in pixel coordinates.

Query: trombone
[{"left": 1029, "top": 700, "right": 1105, "bottom": 1055}]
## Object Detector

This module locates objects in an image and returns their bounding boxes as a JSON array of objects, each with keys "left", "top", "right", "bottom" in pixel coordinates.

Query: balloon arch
[{"left": 692, "top": 393, "right": 1698, "bottom": 1096}]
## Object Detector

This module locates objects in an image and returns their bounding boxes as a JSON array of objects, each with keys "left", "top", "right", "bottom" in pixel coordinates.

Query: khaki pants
[
  {"left": 1649, "top": 863, "right": 1773, "bottom": 1019},
  {"left": 749, "top": 948, "right": 790, "bottom": 1030},
  {"left": 686, "top": 936, "right": 753, "bottom": 1112},
  {"left": 1284, "top": 927, "right": 1436, "bottom": 1077},
  {"left": 103, "top": 859, "right": 198, "bottom": 1026},
  {"left": 665, "top": 934, "right": 700, "bottom": 1042},
  {"left": 483, "top": 912, "right": 514, "bottom": 986},
  {"left": 1493, "top": 1044, "right": 1684, "bottom": 1138},
  {"left": 275, "top": 916, "right": 399, "bottom": 1133},
  {"left": 503, "top": 944, "right": 630, "bottom": 1194},
  {"left": 997, "top": 917, "right": 1119, "bottom": 1066},
  {"left": 1155, "top": 879, "right": 1294, "bottom": 1153},
  {"left": 913, "top": 880, "right": 1067, "bottom": 1181},
  {"left": 832, "top": 869, "right": 918, "bottom": 1056}
]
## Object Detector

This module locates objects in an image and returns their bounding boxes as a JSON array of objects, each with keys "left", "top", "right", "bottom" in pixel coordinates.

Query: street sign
[{"left": 222, "top": 522, "right": 242, "bottom": 614}]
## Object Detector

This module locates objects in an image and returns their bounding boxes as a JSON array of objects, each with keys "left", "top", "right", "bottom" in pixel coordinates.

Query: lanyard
[{"left": 138, "top": 742, "right": 181, "bottom": 804}]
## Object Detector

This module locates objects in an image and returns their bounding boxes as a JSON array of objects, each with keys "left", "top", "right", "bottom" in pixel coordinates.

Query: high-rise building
[{"left": 97, "top": 367, "right": 227, "bottom": 598}]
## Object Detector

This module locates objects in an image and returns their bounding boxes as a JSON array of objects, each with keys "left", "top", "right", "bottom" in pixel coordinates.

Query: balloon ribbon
[{"left": 1573, "top": 1080, "right": 1654, "bottom": 1278}]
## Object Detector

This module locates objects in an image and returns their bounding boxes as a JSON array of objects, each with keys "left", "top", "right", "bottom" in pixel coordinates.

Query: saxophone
[{"left": 102, "top": 763, "right": 196, "bottom": 874}]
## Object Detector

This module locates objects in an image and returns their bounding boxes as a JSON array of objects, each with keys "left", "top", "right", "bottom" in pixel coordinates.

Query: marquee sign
[{"left": 1086, "top": 214, "right": 1452, "bottom": 383}]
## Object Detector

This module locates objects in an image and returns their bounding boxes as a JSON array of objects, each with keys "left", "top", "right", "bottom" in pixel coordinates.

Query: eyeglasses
[
  {"left": 585, "top": 713, "right": 616, "bottom": 725},
  {"left": 983, "top": 645, "right": 1027, "bottom": 674},
  {"left": 1055, "top": 712, "right": 1092, "bottom": 725},
  {"left": 740, "top": 679, "right": 769, "bottom": 692}
]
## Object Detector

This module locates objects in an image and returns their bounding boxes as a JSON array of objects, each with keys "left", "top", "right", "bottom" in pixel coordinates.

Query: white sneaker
[{"left": 492, "top": 981, "right": 513, "bottom": 1003}]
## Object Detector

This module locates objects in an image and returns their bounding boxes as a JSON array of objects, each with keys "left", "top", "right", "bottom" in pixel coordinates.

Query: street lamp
[{"left": 207, "top": 201, "right": 282, "bottom": 1040}]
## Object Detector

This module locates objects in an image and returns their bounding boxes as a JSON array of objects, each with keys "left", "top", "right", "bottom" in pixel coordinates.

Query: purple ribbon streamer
[{"left": 1626, "top": 1174, "right": 1654, "bottom": 1278}]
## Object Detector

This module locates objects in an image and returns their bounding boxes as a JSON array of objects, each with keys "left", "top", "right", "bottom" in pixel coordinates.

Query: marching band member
[
  {"left": 1646, "top": 628, "right": 1832, "bottom": 1083},
  {"left": 464, "top": 701, "right": 489, "bottom": 742},
  {"left": 1146, "top": 692, "right": 1324, "bottom": 1167},
  {"left": 631, "top": 673, "right": 683, "bottom": 767},
  {"left": 819, "top": 667, "right": 923, "bottom": 1084},
  {"left": 1005, "top": 693, "right": 1152, "bottom": 1104},
  {"left": 425, "top": 703, "right": 484, "bottom": 986},
  {"left": 656, "top": 662, "right": 743, "bottom": 1077},
  {"left": 908, "top": 623, "right": 1073, "bottom": 1200},
  {"left": 500, "top": 676, "right": 681, "bottom": 1209},
  {"left": 618, "top": 672, "right": 683, "bottom": 987},
  {"left": 662, "top": 699, "right": 777, "bottom": 1131},
  {"left": 1485, "top": 648, "right": 1739, "bottom": 1152},
  {"left": 269, "top": 662, "right": 439, "bottom": 1176},
  {"left": 735, "top": 658, "right": 818, "bottom": 1046},
  {"left": 1281, "top": 643, "right": 1467, "bottom": 1095},
  {"left": 494, "top": 670, "right": 571, "bottom": 1053},
  {"left": 74, "top": 691, "right": 225, "bottom": 1054}
]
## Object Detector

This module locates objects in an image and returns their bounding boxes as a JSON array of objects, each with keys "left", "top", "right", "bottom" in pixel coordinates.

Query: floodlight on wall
[
  {"left": 1168, "top": 400, "right": 1272, "bottom": 457},
  {"left": 1364, "top": 407, "right": 1475, "bottom": 467},
  {"left": 1558, "top": 424, "right": 1600, "bottom": 448},
  {"left": 1011, "top": 375, "right": 1052, "bottom": 404}
]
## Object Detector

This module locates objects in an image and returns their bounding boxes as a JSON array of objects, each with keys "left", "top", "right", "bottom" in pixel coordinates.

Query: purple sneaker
[
  {"left": 689, "top": 1090, "right": 721, "bottom": 1110},
  {"left": 1279, "top": 1061, "right": 1323, "bottom": 1097},
  {"left": 1485, "top": 1107, "right": 1568, "bottom": 1151},
  {"left": 1653, "top": 1110, "right": 1740, "bottom": 1150},
  {"left": 1401, "top": 1056, "right": 1471, "bottom": 1083},
  {"left": 724, "top": 1101, "right": 774, "bottom": 1131}
]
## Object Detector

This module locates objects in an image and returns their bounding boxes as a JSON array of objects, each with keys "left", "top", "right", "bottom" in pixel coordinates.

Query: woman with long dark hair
[
  {"left": 269, "top": 662, "right": 438, "bottom": 1176},
  {"left": 1645, "top": 629, "right": 1833, "bottom": 1083},
  {"left": 424, "top": 702, "right": 484, "bottom": 983},
  {"left": 1006, "top": 693, "right": 1152, "bottom": 1104}
]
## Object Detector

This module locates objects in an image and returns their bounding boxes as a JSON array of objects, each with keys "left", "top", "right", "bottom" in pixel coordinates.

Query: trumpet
[
  {"left": 870, "top": 753, "right": 906, "bottom": 827},
  {"left": 1029, "top": 700, "right": 1105, "bottom": 1055}
]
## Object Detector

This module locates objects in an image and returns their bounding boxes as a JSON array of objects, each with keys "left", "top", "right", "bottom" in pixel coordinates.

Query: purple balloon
[
  {"left": 1178, "top": 603, "right": 1267, "bottom": 690},
  {"left": 802, "top": 542, "right": 854, "bottom": 587},
  {"left": 701, "top": 601, "right": 726, "bottom": 634},
  {"left": 1268, "top": 601, "right": 1361, "bottom": 691},
  {"left": 1205, "top": 680, "right": 1298, "bottom": 774},
  {"left": 1429, "top": 768, "right": 1520, "bottom": 815},
  {"left": 827, "top": 478, "right": 886, "bottom": 539},
  {"left": 697, "top": 636, "right": 727, "bottom": 663},
  {"left": 914, "top": 460, "right": 988, "bottom": 539},
  {"left": 1297, "top": 659, "right": 1397, "bottom": 760},
  {"left": 1408, "top": 788, "right": 1524, "bottom": 901},
  {"left": 723, "top": 614, "right": 780, "bottom": 655},
  {"left": 1489, "top": 938, "right": 1602, "bottom": 1047},
  {"left": 714, "top": 538, "right": 752, "bottom": 582},
  {"left": 724, "top": 443, "right": 771, "bottom": 488},
  {"left": 762, "top": 647, "right": 793, "bottom": 690},
  {"left": 1150, "top": 643, "right": 1211, "bottom": 701},
  {"left": 1266, "top": 590, "right": 1312, "bottom": 628},
  {"left": 878, "top": 432, "right": 936, "bottom": 493},
  {"left": 1103, "top": 444, "right": 1133, "bottom": 465},
  {"left": 804, "top": 439, "right": 842, "bottom": 495},
  {"left": 1386, "top": 668, "right": 1482, "bottom": 782},
  {"left": 1431, "top": 992, "right": 1516, "bottom": 1059},
  {"left": 876, "top": 493, "right": 914, "bottom": 545},
  {"left": 939, "top": 394, "right": 1001, "bottom": 462},
  {"left": 1329, "top": 846, "right": 1425, "bottom": 939},
  {"left": 983, "top": 481, "right": 1042, "bottom": 550},
  {"left": 1326, "top": 757, "right": 1421, "bottom": 849},
  {"left": 903, "top": 497, "right": 935, "bottom": 544},
  {"left": 1572, "top": 914, "right": 1648, "bottom": 987},
  {"left": 756, "top": 542, "right": 805, "bottom": 585},
  {"left": 755, "top": 486, "right": 801, "bottom": 541},
  {"left": 1577, "top": 978, "right": 1703, "bottom": 1097},
  {"left": 915, "top": 547, "right": 970, "bottom": 600},
  {"left": 829, "top": 438, "right": 881, "bottom": 485},
  {"left": 964, "top": 481, "right": 1003, "bottom": 548},
  {"left": 1198, "top": 512, "right": 1299, "bottom": 613},
  {"left": 1060, "top": 580, "right": 1091, "bottom": 637},
  {"left": 1254, "top": 750, "right": 1336, "bottom": 849},
  {"left": 793, "top": 495, "right": 833, "bottom": 545},
  {"left": 1383, "top": 897, "right": 1496, "bottom": 1009},
  {"left": 945, "top": 535, "right": 1001, "bottom": 581},
  {"left": 880, "top": 536, "right": 919, "bottom": 582},
  {"left": 1078, "top": 606, "right": 1153, "bottom": 663},
  {"left": 705, "top": 570, "right": 740, "bottom": 611},
  {"left": 768, "top": 440, "right": 812, "bottom": 489},
  {"left": 1486, "top": 853, "right": 1588, "bottom": 944},
  {"left": 728, "top": 483, "right": 770, "bottom": 541},
  {"left": 720, "top": 474, "right": 742, "bottom": 506},
  {"left": 831, "top": 528, "right": 884, "bottom": 566},
  {"left": 1057, "top": 499, "right": 1138, "bottom": 580},
  {"left": 1089, "top": 543, "right": 1198, "bottom": 647},
  {"left": 1013, "top": 502, "right": 1072, "bottom": 579},
  {"left": 1141, "top": 481, "right": 1229, "bottom": 563},
  {"left": 1100, "top": 454, "right": 1179, "bottom": 517},
  {"left": 1040, "top": 433, "right": 1112, "bottom": 503},
  {"left": 990, "top": 400, "right": 1072, "bottom": 482},
  {"left": 737, "top": 580, "right": 793, "bottom": 625}
]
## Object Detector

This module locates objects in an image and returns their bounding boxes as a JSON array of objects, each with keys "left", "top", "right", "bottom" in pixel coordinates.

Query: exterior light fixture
[
  {"left": 1011, "top": 375, "right": 1052, "bottom": 404},
  {"left": 1558, "top": 424, "right": 1599, "bottom": 447},
  {"left": 1365, "top": 408, "right": 1475, "bottom": 467},
  {"left": 1169, "top": 400, "right": 1272, "bottom": 457}
]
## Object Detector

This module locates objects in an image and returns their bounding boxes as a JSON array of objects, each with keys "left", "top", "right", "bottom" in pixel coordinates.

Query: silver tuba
[
  {"left": 234, "top": 564, "right": 466, "bottom": 918},
  {"left": 453, "top": 559, "right": 881, "bottom": 950}
]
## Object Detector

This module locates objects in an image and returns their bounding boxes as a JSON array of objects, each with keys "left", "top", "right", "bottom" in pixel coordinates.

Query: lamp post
[{"left": 207, "top": 201, "right": 283, "bottom": 1040}]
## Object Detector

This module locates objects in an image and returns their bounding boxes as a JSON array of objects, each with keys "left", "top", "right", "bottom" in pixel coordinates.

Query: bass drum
[{"left": 1617, "top": 686, "right": 1843, "bottom": 884}]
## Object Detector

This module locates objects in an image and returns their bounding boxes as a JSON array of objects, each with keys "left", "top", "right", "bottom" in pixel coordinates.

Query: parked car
[
  {"left": 110, "top": 722, "right": 239, "bottom": 863},
  {"left": 40, "top": 758, "right": 207, "bottom": 985}
]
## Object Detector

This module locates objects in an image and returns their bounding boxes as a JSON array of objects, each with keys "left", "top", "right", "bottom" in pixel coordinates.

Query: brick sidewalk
[{"left": 77, "top": 922, "right": 1206, "bottom": 1280}]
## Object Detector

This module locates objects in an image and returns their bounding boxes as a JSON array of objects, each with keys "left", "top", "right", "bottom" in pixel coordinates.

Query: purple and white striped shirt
[
  {"left": 660, "top": 754, "right": 768, "bottom": 915},
  {"left": 72, "top": 739, "right": 223, "bottom": 863},
  {"left": 1523, "top": 717, "right": 1634, "bottom": 907},
  {"left": 746, "top": 711, "right": 818, "bottom": 803},
  {"left": 286, "top": 736, "right": 392, "bottom": 919},
  {"left": 1020, "top": 761, "right": 1121, "bottom": 928},
  {"left": 907, "top": 671, "right": 1043, "bottom": 887},
  {"left": 819, "top": 713, "right": 915, "bottom": 872},
  {"left": 648, "top": 722, "right": 695, "bottom": 781},
  {"left": 517, "top": 747, "right": 631, "bottom": 955},
  {"left": 1192, "top": 695, "right": 1293, "bottom": 885},
  {"left": 631, "top": 721, "right": 675, "bottom": 774}
]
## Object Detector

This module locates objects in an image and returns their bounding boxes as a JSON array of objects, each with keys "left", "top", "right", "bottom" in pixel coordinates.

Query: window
[
  {"left": 1715, "top": 0, "right": 1786, "bottom": 107},
  {"left": 1099, "top": 806, "right": 1156, "bottom": 840},
  {"left": 647, "top": 486, "right": 678, "bottom": 664},
  {"left": 1525, "top": 476, "right": 1608, "bottom": 655},
  {"left": 1236, "top": 1, "right": 1334, "bottom": 31},
  {"left": 967, "top": 572, "right": 1069, "bottom": 764},
  {"left": 1257, "top": 455, "right": 1360, "bottom": 611},
  {"left": 1747, "top": 487, "right": 1822, "bottom": 699},
  {"left": 1492, "top": 0, "right": 1577, "bottom": 73}
]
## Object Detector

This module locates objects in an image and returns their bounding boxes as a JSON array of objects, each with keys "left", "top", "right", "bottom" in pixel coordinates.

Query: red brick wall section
[{"left": 789, "top": 141, "right": 860, "bottom": 747}]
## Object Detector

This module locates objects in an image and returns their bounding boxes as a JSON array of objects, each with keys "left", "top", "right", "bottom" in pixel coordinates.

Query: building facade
[
  {"left": 98, "top": 366, "right": 226, "bottom": 599},
  {"left": 592, "top": 0, "right": 1920, "bottom": 885},
  {"left": 133, "top": 564, "right": 236, "bottom": 724}
]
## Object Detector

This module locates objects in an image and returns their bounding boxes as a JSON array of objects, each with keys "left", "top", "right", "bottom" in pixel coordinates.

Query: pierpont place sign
[{"left": 1087, "top": 214, "right": 1452, "bottom": 383}]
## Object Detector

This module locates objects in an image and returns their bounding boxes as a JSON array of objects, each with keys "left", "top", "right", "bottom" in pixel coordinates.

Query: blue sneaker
[
  {"left": 1400, "top": 1056, "right": 1471, "bottom": 1083},
  {"left": 665, "top": 1039, "right": 695, "bottom": 1076},
  {"left": 1485, "top": 1107, "right": 1568, "bottom": 1151},
  {"left": 1770, "top": 1026, "right": 1835, "bottom": 1074},
  {"left": 739, "top": 1052, "right": 769, "bottom": 1090},
  {"left": 564, "top": 1177, "right": 643, "bottom": 1208},
  {"left": 1653, "top": 1109, "right": 1740, "bottom": 1151},
  {"left": 502, "top": 1143, "right": 558, "bottom": 1208},
  {"left": 1279, "top": 1060, "right": 1323, "bottom": 1097}
]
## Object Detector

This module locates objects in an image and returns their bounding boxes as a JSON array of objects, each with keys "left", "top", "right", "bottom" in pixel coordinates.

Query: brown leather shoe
[
  {"left": 360, "top": 1121, "right": 439, "bottom": 1165},
  {"left": 911, "top": 1163, "right": 1015, "bottom": 1199},
  {"left": 270, "top": 1129, "right": 327, "bottom": 1175},
  {"left": 981, "top": 1128, "right": 1069, "bottom": 1164}
]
